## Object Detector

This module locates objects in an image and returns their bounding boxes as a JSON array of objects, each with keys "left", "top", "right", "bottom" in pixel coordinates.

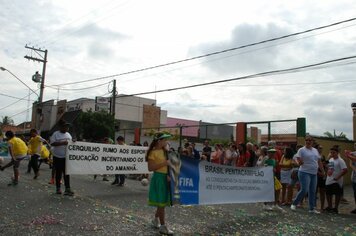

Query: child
[
  {"left": 146, "top": 132, "right": 173, "bottom": 235},
  {"left": 27, "top": 129, "right": 46, "bottom": 179},
  {"left": 324, "top": 146, "right": 347, "bottom": 214},
  {"left": 263, "top": 148, "right": 284, "bottom": 212},
  {"left": 0, "top": 131, "right": 28, "bottom": 186}
]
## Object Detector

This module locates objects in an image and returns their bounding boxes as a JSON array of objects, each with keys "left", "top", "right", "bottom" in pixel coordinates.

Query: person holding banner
[
  {"left": 146, "top": 132, "right": 173, "bottom": 235},
  {"left": 0, "top": 131, "right": 28, "bottom": 186},
  {"left": 50, "top": 120, "right": 74, "bottom": 196},
  {"left": 111, "top": 136, "right": 126, "bottom": 186}
]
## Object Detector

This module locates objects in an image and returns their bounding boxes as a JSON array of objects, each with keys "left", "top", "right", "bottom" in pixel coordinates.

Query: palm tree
[{"left": 323, "top": 130, "right": 348, "bottom": 140}]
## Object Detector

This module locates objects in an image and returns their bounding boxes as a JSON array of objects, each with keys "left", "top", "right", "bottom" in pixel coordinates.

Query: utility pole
[
  {"left": 24, "top": 45, "right": 48, "bottom": 131},
  {"left": 24, "top": 45, "right": 48, "bottom": 103},
  {"left": 111, "top": 79, "right": 117, "bottom": 116}
]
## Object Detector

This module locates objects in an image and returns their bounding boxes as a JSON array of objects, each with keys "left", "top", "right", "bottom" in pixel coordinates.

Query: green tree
[
  {"left": 323, "top": 130, "right": 348, "bottom": 140},
  {"left": 76, "top": 111, "right": 115, "bottom": 142},
  {"left": 1, "top": 116, "right": 14, "bottom": 125}
]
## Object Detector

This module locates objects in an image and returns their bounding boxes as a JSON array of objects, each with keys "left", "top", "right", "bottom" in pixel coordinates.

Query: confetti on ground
[{"left": 24, "top": 215, "right": 62, "bottom": 226}]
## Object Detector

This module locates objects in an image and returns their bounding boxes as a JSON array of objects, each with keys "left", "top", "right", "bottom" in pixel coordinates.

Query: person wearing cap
[
  {"left": 111, "top": 136, "right": 126, "bottom": 186},
  {"left": 50, "top": 119, "right": 74, "bottom": 196},
  {"left": 0, "top": 131, "right": 28, "bottom": 186},
  {"left": 262, "top": 148, "right": 284, "bottom": 212},
  {"left": 146, "top": 132, "right": 173, "bottom": 235},
  {"left": 324, "top": 145, "right": 347, "bottom": 214},
  {"left": 290, "top": 135, "right": 325, "bottom": 214}
]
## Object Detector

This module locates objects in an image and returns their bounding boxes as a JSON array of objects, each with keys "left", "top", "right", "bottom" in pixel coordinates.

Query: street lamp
[{"left": 0, "top": 66, "right": 39, "bottom": 99}]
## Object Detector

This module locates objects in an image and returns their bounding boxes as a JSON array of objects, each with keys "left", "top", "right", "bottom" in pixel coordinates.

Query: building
[{"left": 31, "top": 95, "right": 168, "bottom": 141}]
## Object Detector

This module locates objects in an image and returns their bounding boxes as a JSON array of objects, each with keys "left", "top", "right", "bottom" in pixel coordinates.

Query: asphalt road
[{"left": 0, "top": 160, "right": 355, "bottom": 236}]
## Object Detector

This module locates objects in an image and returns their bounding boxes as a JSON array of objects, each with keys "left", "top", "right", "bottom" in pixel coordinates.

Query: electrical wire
[
  {"left": 39, "top": 0, "right": 131, "bottom": 46},
  {"left": 36, "top": 0, "right": 119, "bottom": 46},
  {"left": 8, "top": 107, "right": 32, "bottom": 119},
  {"left": 48, "top": 17, "right": 356, "bottom": 87},
  {"left": 0, "top": 93, "right": 36, "bottom": 111},
  {"left": 46, "top": 81, "right": 110, "bottom": 91},
  {"left": 114, "top": 23, "right": 356, "bottom": 85},
  {"left": 117, "top": 55, "right": 356, "bottom": 97},
  {"left": 0, "top": 93, "right": 35, "bottom": 102}
]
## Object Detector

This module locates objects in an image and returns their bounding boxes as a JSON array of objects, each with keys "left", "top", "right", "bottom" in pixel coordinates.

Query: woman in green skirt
[{"left": 146, "top": 132, "right": 173, "bottom": 235}]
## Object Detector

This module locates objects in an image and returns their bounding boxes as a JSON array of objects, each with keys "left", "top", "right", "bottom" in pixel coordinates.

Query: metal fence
[
  {"left": 116, "top": 118, "right": 303, "bottom": 151},
  {"left": 246, "top": 119, "right": 298, "bottom": 149}
]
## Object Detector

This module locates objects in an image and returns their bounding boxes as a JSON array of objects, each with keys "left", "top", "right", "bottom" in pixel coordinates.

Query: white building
[{"left": 33, "top": 95, "right": 167, "bottom": 136}]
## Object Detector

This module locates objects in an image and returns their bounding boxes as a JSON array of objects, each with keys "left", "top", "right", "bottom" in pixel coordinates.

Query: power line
[
  {"left": 118, "top": 55, "right": 356, "bottom": 97},
  {"left": 0, "top": 93, "right": 35, "bottom": 102},
  {"left": 116, "top": 22, "right": 356, "bottom": 86},
  {"left": 38, "top": 0, "right": 131, "bottom": 46},
  {"left": 48, "top": 17, "right": 356, "bottom": 87},
  {"left": 36, "top": 0, "right": 119, "bottom": 45},
  {"left": 8, "top": 106, "right": 33, "bottom": 119},
  {"left": 46, "top": 81, "right": 110, "bottom": 91},
  {"left": 0, "top": 92, "right": 37, "bottom": 111}
]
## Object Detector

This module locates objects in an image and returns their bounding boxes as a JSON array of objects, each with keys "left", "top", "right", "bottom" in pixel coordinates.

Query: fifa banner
[
  {"left": 169, "top": 157, "right": 274, "bottom": 205},
  {"left": 66, "top": 141, "right": 149, "bottom": 175},
  {"left": 0, "top": 142, "right": 9, "bottom": 158}
]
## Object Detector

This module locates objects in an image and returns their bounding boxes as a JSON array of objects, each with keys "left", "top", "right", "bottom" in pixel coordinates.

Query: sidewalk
[{"left": 0, "top": 160, "right": 355, "bottom": 235}]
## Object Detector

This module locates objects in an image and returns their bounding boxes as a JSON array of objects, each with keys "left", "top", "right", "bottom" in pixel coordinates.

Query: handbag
[{"left": 274, "top": 176, "right": 282, "bottom": 191}]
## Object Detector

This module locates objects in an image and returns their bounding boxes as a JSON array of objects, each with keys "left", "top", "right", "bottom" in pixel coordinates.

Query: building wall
[
  {"left": 115, "top": 96, "right": 156, "bottom": 122},
  {"left": 166, "top": 117, "right": 199, "bottom": 137},
  {"left": 199, "top": 122, "right": 234, "bottom": 141},
  {"left": 39, "top": 100, "right": 56, "bottom": 132},
  {"left": 67, "top": 98, "right": 95, "bottom": 112}
]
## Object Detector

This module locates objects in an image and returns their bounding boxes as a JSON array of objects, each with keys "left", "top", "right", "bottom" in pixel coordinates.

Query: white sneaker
[
  {"left": 159, "top": 225, "right": 173, "bottom": 235},
  {"left": 309, "top": 209, "right": 320, "bottom": 214},
  {"left": 152, "top": 217, "right": 160, "bottom": 229},
  {"left": 290, "top": 204, "right": 296, "bottom": 211},
  {"left": 273, "top": 205, "right": 286, "bottom": 212},
  {"left": 263, "top": 204, "right": 273, "bottom": 211}
]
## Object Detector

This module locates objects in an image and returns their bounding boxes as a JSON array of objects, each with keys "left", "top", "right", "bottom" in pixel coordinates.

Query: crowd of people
[
  {"left": 1, "top": 126, "right": 356, "bottom": 235},
  {"left": 178, "top": 137, "right": 356, "bottom": 215}
]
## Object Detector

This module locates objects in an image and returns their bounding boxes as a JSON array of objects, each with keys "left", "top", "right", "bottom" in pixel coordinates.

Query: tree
[
  {"left": 323, "top": 130, "right": 348, "bottom": 140},
  {"left": 1, "top": 116, "right": 14, "bottom": 125},
  {"left": 76, "top": 111, "right": 115, "bottom": 142}
]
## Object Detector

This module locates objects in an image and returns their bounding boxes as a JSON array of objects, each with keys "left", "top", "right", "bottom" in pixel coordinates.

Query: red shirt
[{"left": 236, "top": 152, "right": 250, "bottom": 167}]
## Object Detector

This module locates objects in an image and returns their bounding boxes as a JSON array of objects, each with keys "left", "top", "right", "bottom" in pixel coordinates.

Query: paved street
[{"left": 0, "top": 160, "right": 355, "bottom": 236}]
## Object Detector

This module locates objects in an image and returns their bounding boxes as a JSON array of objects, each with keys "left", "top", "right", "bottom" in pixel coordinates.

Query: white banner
[
  {"left": 170, "top": 157, "right": 275, "bottom": 205},
  {"left": 65, "top": 141, "right": 149, "bottom": 175},
  {"left": 198, "top": 162, "right": 274, "bottom": 204}
]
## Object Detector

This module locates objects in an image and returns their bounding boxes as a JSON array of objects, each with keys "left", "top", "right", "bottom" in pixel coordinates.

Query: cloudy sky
[{"left": 1, "top": 0, "right": 356, "bottom": 139}]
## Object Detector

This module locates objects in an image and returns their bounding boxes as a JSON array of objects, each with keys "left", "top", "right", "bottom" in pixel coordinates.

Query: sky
[{"left": 1, "top": 0, "right": 356, "bottom": 139}]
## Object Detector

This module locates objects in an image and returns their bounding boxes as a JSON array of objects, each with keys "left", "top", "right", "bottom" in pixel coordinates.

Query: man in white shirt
[{"left": 50, "top": 120, "right": 74, "bottom": 196}]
